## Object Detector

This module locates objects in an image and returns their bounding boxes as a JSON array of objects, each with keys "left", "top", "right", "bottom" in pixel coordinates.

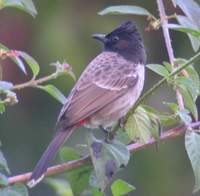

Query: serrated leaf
[
  {"left": 0, "top": 183, "right": 28, "bottom": 196},
  {"left": 0, "top": 81, "right": 13, "bottom": 90},
  {"left": 125, "top": 107, "right": 151, "bottom": 143},
  {"left": 59, "top": 146, "right": 80, "bottom": 162},
  {"left": 175, "top": 76, "right": 199, "bottom": 100},
  {"left": 168, "top": 24, "right": 200, "bottom": 37},
  {"left": 0, "top": 151, "right": 10, "bottom": 174},
  {"left": 159, "top": 114, "right": 178, "bottom": 127},
  {"left": 2, "top": 0, "right": 37, "bottom": 17},
  {"left": 147, "top": 112, "right": 161, "bottom": 141},
  {"left": 176, "top": 15, "right": 200, "bottom": 52},
  {"left": 185, "top": 131, "right": 200, "bottom": 193},
  {"left": 99, "top": 5, "right": 151, "bottom": 16},
  {"left": 0, "top": 173, "right": 8, "bottom": 186},
  {"left": 179, "top": 86, "right": 198, "bottom": 120},
  {"left": 38, "top": 85, "right": 67, "bottom": 105},
  {"left": 163, "top": 61, "right": 173, "bottom": 72},
  {"left": 45, "top": 178, "right": 73, "bottom": 196},
  {"left": 111, "top": 179, "right": 135, "bottom": 196},
  {"left": 18, "top": 51, "right": 40, "bottom": 78},
  {"left": 185, "top": 65, "right": 200, "bottom": 85},
  {"left": 146, "top": 64, "right": 170, "bottom": 77},
  {"left": 68, "top": 166, "right": 92, "bottom": 196},
  {"left": 87, "top": 132, "right": 130, "bottom": 191},
  {"left": 143, "top": 104, "right": 178, "bottom": 127},
  {"left": 125, "top": 106, "right": 160, "bottom": 143}
]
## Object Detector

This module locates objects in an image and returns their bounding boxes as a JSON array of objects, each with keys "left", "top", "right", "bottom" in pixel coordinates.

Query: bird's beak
[{"left": 92, "top": 34, "right": 107, "bottom": 43}]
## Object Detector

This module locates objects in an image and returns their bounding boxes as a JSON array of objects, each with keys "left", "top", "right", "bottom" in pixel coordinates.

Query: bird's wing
[{"left": 57, "top": 52, "right": 139, "bottom": 127}]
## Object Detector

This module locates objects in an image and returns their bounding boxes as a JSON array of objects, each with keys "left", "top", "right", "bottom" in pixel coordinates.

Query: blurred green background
[{"left": 0, "top": 0, "right": 199, "bottom": 195}]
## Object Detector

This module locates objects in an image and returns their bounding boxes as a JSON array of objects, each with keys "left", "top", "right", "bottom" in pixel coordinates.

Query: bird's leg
[
  {"left": 99, "top": 125, "right": 110, "bottom": 134},
  {"left": 119, "top": 117, "right": 125, "bottom": 129},
  {"left": 99, "top": 125, "right": 114, "bottom": 142}
]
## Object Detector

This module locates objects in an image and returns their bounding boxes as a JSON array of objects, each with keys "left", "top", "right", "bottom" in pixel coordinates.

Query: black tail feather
[{"left": 27, "top": 128, "right": 74, "bottom": 188}]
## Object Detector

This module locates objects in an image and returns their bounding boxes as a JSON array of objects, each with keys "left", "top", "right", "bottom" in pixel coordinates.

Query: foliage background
[{"left": 0, "top": 0, "right": 199, "bottom": 195}]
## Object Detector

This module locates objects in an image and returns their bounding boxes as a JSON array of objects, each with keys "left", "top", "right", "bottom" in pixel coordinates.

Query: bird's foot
[
  {"left": 99, "top": 125, "right": 114, "bottom": 142},
  {"left": 119, "top": 117, "right": 125, "bottom": 129}
]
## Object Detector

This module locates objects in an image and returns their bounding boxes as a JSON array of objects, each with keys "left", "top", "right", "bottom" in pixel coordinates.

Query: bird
[{"left": 27, "top": 21, "right": 146, "bottom": 188}]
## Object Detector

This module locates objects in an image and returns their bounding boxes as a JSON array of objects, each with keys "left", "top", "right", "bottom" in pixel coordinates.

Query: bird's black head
[{"left": 92, "top": 21, "right": 146, "bottom": 64}]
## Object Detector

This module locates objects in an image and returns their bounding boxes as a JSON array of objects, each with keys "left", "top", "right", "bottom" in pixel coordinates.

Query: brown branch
[
  {"left": 156, "top": 0, "right": 185, "bottom": 110},
  {"left": 8, "top": 122, "right": 198, "bottom": 186},
  {"left": 11, "top": 73, "right": 58, "bottom": 90}
]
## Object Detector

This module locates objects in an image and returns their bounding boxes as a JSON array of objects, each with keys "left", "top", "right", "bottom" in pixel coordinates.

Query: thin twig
[
  {"left": 7, "top": 122, "right": 191, "bottom": 186},
  {"left": 11, "top": 72, "right": 58, "bottom": 90},
  {"left": 156, "top": 0, "right": 184, "bottom": 110}
]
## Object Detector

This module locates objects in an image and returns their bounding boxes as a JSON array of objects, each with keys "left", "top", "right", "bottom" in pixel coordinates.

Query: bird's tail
[{"left": 27, "top": 127, "right": 75, "bottom": 188}]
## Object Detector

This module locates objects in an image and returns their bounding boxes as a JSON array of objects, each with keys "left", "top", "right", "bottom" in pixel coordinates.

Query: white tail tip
[{"left": 27, "top": 175, "right": 44, "bottom": 188}]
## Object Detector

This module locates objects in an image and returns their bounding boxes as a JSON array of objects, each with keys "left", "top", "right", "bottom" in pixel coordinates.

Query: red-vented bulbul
[{"left": 27, "top": 21, "right": 146, "bottom": 187}]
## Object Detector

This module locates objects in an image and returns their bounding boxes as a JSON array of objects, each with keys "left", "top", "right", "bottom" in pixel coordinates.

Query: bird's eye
[{"left": 112, "top": 36, "right": 119, "bottom": 42}]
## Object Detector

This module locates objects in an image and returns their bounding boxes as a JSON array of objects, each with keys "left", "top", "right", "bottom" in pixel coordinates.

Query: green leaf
[
  {"left": 175, "top": 76, "right": 199, "bottom": 100},
  {"left": 146, "top": 112, "right": 161, "bottom": 141},
  {"left": 2, "top": 0, "right": 37, "bottom": 17},
  {"left": 98, "top": 5, "right": 151, "bottom": 16},
  {"left": 174, "top": 62, "right": 200, "bottom": 100},
  {"left": 146, "top": 64, "right": 170, "bottom": 77},
  {"left": 185, "top": 131, "right": 200, "bottom": 193},
  {"left": 0, "top": 151, "right": 10, "bottom": 174},
  {"left": 0, "top": 43, "right": 9, "bottom": 50},
  {"left": 142, "top": 104, "right": 178, "bottom": 127},
  {"left": 176, "top": 15, "right": 200, "bottom": 52},
  {"left": 111, "top": 179, "right": 135, "bottom": 196},
  {"left": 115, "top": 128, "right": 132, "bottom": 145},
  {"left": 0, "top": 81, "right": 13, "bottom": 90},
  {"left": 0, "top": 43, "right": 27, "bottom": 74},
  {"left": 163, "top": 102, "right": 179, "bottom": 113},
  {"left": 172, "top": 0, "right": 200, "bottom": 27},
  {"left": 0, "top": 173, "right": 8, "bottom": 186},
  {"left": 125, "top": 106, "right": 160, "bottom": 143},
  {"left": 87, "top": 132, "right": 130, "bottom": 191},
  {"left": 168, "top": 24, "right": 200, "bottom": 37},
  {"left": 38, "top": 85, "right": 67, "bottom": 105},
  {"left": 0, "top": 183, "right": 28, "bottom": 196},
  {"left": 46, "top": 178, "right": 73, "bottom": 196},
  {"left": 13, "top": 56, "right": 27, "bottom": 74},
  {"left": 0, "top": 103, "right": 5, "bottom": 114},
  {"left": 59, "top": 147, "right": 80, "bottom": 162},
  {"left": 0, "top": 44, "right": 26, "bottom": 74},
  {"left": 68, "top": 166, "right": 92, "bottom": 196},
  {"left": 91, "top": 187, "right": 104, "bottom": 196},
  {"left": 0, "top": 64, "right": 2, "bottom": 80},
  {"left": 179, "top": 86, "right": 198, "bottom": 120},
  {"left": 18, "top": 51, "right": 40, "bottom": 78},
  {"left": 163, "top": 61, "right": 173, "bottom": 72},
  {"left": 177, "top": 109, "right": 192, "bottom": 124},
  {"left": 185, "top": 65, "right": 200, "bottom": 86},
  {"left": 157, "top": 114, "right": 178, "bottom": 127}
]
